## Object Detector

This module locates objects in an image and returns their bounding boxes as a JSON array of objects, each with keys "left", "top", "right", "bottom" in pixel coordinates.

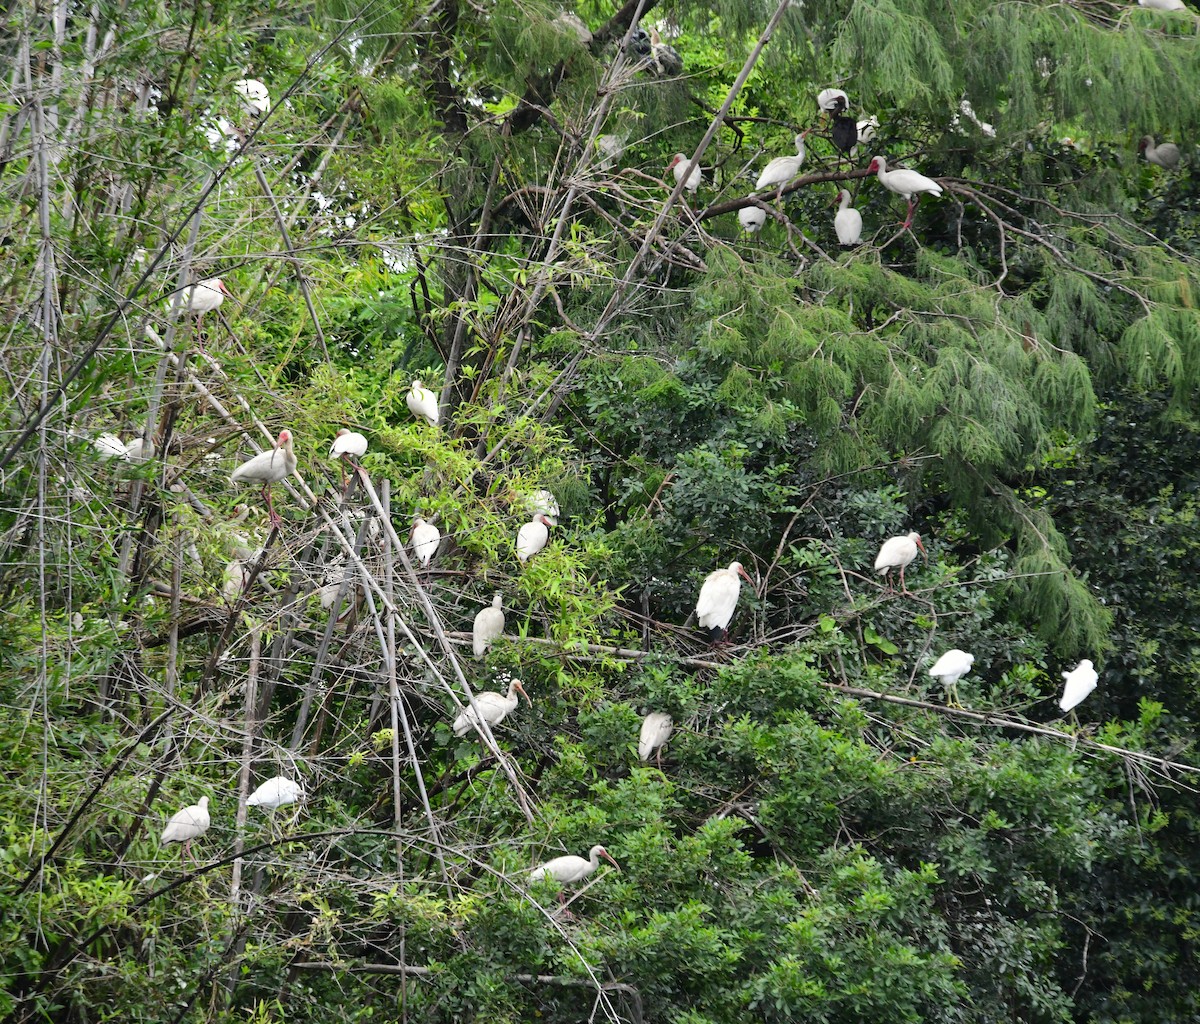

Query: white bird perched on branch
[
  {"left": 873, "top": 531, "right": 926, "bottom": 594},
  {"left": 638, "top": 712, "right": 673, "bottom": 765},
  {"left": 696, "top": 561, "right": 753, "bottom": 643},
  {"left": 174, "top": 277, "right": 231, "bottom": 316},
  {"left": 232, "top": 78, "right": 271, "bottom": 116},
  {"left": 473, "top": 594, "right": 505, "bottom": 658},
  {"left": 739, "top": 204, "right": 767, "bottom": 234},
  {"left": 517, "top": 514, "right": 553, "bottom": 562},
  {"left": 246, "top": 776, "right": 303, "bottom": 810},
  {"left": 529, "top": 488, "right": 561, "bottom": 523},
  {"left": 1139, "top": 0, "right": 1187, "bottom": 10},
  {"left": 1138, "top": 135, "right": 1182, "bottom": 169},
  {"left": 529, "top": 844, "right": 620, "bottom": 887},
  {"left": 406, "top": 380, "right": 439, "bottom": 426},
  {"left": 755, "top": 132, "right": 807, "bottom": 196},
  {"left": 160, "top": 796, "right": 211, "bottom": 864},
  {"left": 409, "top": 517, "right": 441, "bottom": 568},
  {"left": 1060, "top": 660, "right": 1098, "bottom": 713},
  {"left": 928, "top": 649, "right": 974, "bottom": 708},
  {"left": 833, "top": 189, "right": 862, "bottom": 246},
  {"left": 453, "top": 678, "right": 530, "bottom": 737},
  {"left": 230, "top": 429, "right": 297, "bottom": 527},
  {"left": 817, "top": 88, "right": 849, "bottom": 113},
  {"left": 93, "top": 432, "right": 154, "bottom": 463},
  {"left": 330, "top": 428, "right": 368, "bottom": 486},
  {"left": 867, "top": 156, "right": 943, "bottom": 229},
  {"left": 667, "top": 153, "right": 702, "bottom": 195}
]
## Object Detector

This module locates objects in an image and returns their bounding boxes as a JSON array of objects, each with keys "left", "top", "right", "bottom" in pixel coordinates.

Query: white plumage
[
  {"left": 696, "top": 561, "right": 753, "bottom": 641},
  {"left": 638, "top": 712, "right": 674, "bottom": 763},
  {"left": 868, "top": 156, "right": 943, "bottom": 228},
  {"left": 222, "top": 559, "right": 245, "bottom": 602},
  {"left": 596, "top": 134, "right": 626, "bottom": 170},
  {"left": 928, "top": 649, "right": 974, "bottom": 706},
  {"left": 755, "top": 133, "right": 807, "bottom": 192},
  {"left": 160, "top": 796, "right": 211, "bottom": 862},
  {"left": 453, "top": 678, "right": 529, "bottom": 737},
  {"left": 833, "top": 189, "right": 863, "bottom": 245},
  {"left": 330, "top": 429, "right": 368, "bottom": 460},
  {"left": 873, "top": 531, "right": 926, "bottom": 593},
  {"left": 1139, "top": 0, "right": 1187, "bottom": 10},
  {"left": 1060, "top": 660, "right": 1098, "bottom": 712},
  {"left": 1139, "top": 135, "right": 1182, "bottom": 169},
  {"left": 93, "top": 433, "right": 153, "bottom": 463},
  {"left": 230, "top": 430, "right": 297, "bottom": 526},
  {"left": 856, "top": 117, "right": 879, "bottom": 147},
  {"left": 739, "top": 205, "right": 767, "bottom": 233},
  {"left": 472, "top": 594, "right": 505, "bottom": 658},
  {"left": 176, "top": 277, "right": 231, "bottom": 315},
  {"left": 246, "top": 776, "right": 304, "bottom": 810},
  {"left": 817, "top": 88, "right": 849, "bottom": 113},
  {"left": 410, "top": 517, "right": 441, "bottom": 568},
  {"left": 233, "top": 78, "right": 271, "bottom": 116},
  {"left": 406, "top": 380, "right": 439, "bottom": 426},
  {"left": 668, "top": 153, "right": 702, "bottom": 194},
  {"left": 530, "top": 489, "right": 561, "bottom": 522},
  {"left": 529, "top": 844, "right": 619, "bottom": 885},
  {"left": 517, "top": 514, "right": 553, "bottom": 562}
]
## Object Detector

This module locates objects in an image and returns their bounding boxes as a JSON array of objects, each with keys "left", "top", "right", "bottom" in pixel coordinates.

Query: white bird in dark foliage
[
  {"left": 1060, "top": 660, "right": 1098, "bottom": 713},
  {"left": 160, "top": 796, "right": 210, "bottom": 864},
  {"left": 406, "top": 380, "right": 439, "bottom": 426},
  {"left": 739, "top": 205, "right": 767, "bottom": 233},
  {"left": 246, "top": 776, "right": 303, "bottom": 810},
  {"left": 529, "top": 844, "right": 620, "bottom": 887},
  {"left": 638, "top": 712, "right": 674, "bottom": 764},
  {"left": 473, "top": 594, "right": 505, "bottom": 658},
  {"left": 756, "top": 133, "right": 807, "bottom": 196},
  {"left": 453, "top": 678, "right": 530, "bottom": 737},
  {"left": 176, "top": 277, "right": 232, "bottom": 316},
  {"left": 833, "top": 189, "right": 862, "bottom": 245},
  {"left": 410, "top": 517, "right": 441, "bottom": 568},
  {"left": 233, "top": 78, "right": 271, "bottom": 116},
  {"left": 530, "top": 489, "right": 561, "bottom": 523},
  {"left": 928, "top": 649, "right": 974, "bottom": 707},
  {"left": 1139, "top": 0, "right": 1187, "bottom": 11},
  {"left": 230, "top": 429, "right": 297, "bottom": 527},
  {"left": 696, "top": 561, "right": 753, "bottom": 643},
  {"left": 817, "top": 88, "right": 849, "bottom": 114},
  {"left": 868, "top": 156, "right": 943, "bottom": 228},
  {"left": 668, "top": 153, "right": 702, "bottom": 195},
  {"left": 874, "top": 531, "right": 926, "bottom": 594},
  {"left": 1138, "top": 135, "right": 1182, "bottom": 169},
  {"left": 517, "top": 514, "right": 553, "bottom": 562}
]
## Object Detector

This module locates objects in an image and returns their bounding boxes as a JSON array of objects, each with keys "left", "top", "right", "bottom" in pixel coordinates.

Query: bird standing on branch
[
  {"left": 160, "top": 796, "right": 211, "bottom": 864},
  {"left": 874, "top": 532, "right": 926, "bottom": 594},
  {"left": 231, "top": 429, "right": 297, "bottom": 528},
  {"left": 696, "top": 561, "right": 753, "bottom": 644},
  {"left": 868, "top": 156, "right": 943, "bottom": 229}
]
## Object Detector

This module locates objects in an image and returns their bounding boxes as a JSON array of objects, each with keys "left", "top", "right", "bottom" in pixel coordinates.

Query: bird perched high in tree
[
  {"left": 160, "top": 796, "right": 211, "bottom": 864},
  {"left": 230, "top": 430, "right": 297, "bottom": 527},
  {"left": 695, "top": 561, "right": 753, "bottom": 644}
]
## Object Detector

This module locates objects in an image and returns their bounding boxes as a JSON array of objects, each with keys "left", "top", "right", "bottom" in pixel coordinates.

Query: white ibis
[
  {"left": 851, "top": 116, "right": 879, "bottom": 158},
  {"left": 222, "top": 559, "right": 246, "bottom": 602},
  {"left": 177, "top": 277, "right": 232, "bottom": 316},
  {"left": 868, "top": 156, "right": 943, "bottom": 229},
  {"left": 160, "top": 795, "right": 211, "bottom": 864},
  {"left": 246, "top": 776, "right": 303, "bottom": 810},
  {"left": 668, "top": 154, "right": 702, "bottom": 196},
  {"left": 472, "top": 594, "right": 505, "bottom": 658},
  {"left": 453, "top": 678, "right": 530, "bottom": 737},
  {"left": 230, "top": 429, "right": 297, "bottom": 527},
  {"left": 1139, "top": 135, "right": 1182, "bottom": 169},
  {"left": 928, "top": 649, "right": 974, "bottom": 707},
  {"left": 406, "top": 380, "right": 439, "bottom": 426},
  {"left": 1060, "top": 660, "right": 1098, "bottom": 713},
  {"left": 232, "top": 78, "right": 271, "bottom": 116},
  {"left": 529, "top": 844, "right": 619, "bottom": 888},
  {"left": 956, "top": 99, "right": 996, "bottom": 139},
  {"left": 874, "top": 531, "right": 926, "bottom": 594},
  {"left": 529, "top": 488, "right": 561, "bottom": 523},
  {"left": 696, "top": 561, "right": 753, "bottom": 643},
  {"left": 93, "top": 432, "right": 153, "bottom": 463},
  {"left": 833, "top": 189, "right": 863, "bottom": 246},
  {"left": 517, "top": 514, "right": 553, "bottom": 562},
  {"left": 817, "top": 88, "right": 849, "bottom": 113},
  {"left": 1139, "top": 0, "right": 1187, "bottom": 10},
  {"left": 739, "top": 205, "right": 767, "bottom": 233},
  {"left": 410, "top": 517, "right": 441, "bottom": 568},
  {"left": 755, "top": 132, "right": 807, "bottom": 196},
  {"left": 330, "top": 428, "right": 368, "bottom": 485},
  {"left": 638, "top": 711, "right": 673, "bottom": 765}
]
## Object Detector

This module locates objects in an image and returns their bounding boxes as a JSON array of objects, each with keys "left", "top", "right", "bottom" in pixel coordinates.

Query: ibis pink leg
[{"left": 263, "top": 485, "right": 283, "bottom": 527}]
